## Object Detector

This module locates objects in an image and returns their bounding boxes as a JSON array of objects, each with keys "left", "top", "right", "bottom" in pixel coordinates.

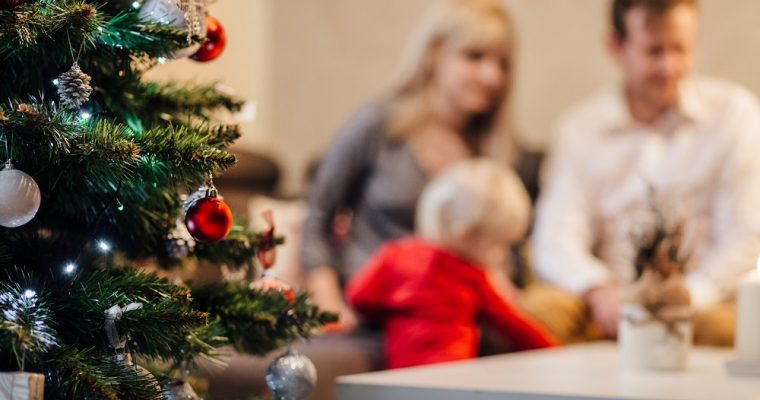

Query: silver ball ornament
[
  {"left": 0, "top": 161, "right": 41, "bottom": 228},
  {"left": 266, "top": 348, "right": 317, "bottom": 400}
]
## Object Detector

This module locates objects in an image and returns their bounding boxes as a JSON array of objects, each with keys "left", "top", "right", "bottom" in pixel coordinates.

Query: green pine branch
[
  {"left": 51, "top": 269, "right": 208, "bottom": 360},
  {"left": 191, "top": 282, "right": 338, "bottom": 356},
  {"left": 138, "top": 81, "right": 244, "bottom": 121},
  {"left": 121, "top": 302, "right": 209, "bottom": 359},
  {"left": 133, "top": 122, "right": 236, "bottom": 176},
  {"left": 0, "top": 282, "right": 59, "bottom": 371},
  {"left": 0, "top": 3, "right": 191, "bottom": 60},
  {"left": 98, "top": 10, "right": 193, "bottom": 58},
  {"left": 0, "top": 1, "right": 101, "bottom": 56},
  {"left": 151, "top": 320, "right": 228, "bottom": 373},
  {"left": 43, "top": 346, "right": 164, "bottom": 400},
  {"left": 0, "top": 1, "right": 338, "bottom": 398},
  {"left": 191, "top": 226, "right": 285, "bottom": 269},
  {"left": 207, "top": 123, "right": 243, "bottom": 148},
  {"left": 1, "top": 103, "right": 237, "bottom": 259},
  {"left": 0, "top": 3, "right": 205, "bottom": 121}
]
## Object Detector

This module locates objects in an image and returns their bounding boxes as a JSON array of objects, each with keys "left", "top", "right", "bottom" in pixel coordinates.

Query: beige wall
[
  {"left": 149, "top": 0, "right": 760, "bottom": 194},
  {"left": 144, "top": 0, "right": 273, "bottom": 150}
]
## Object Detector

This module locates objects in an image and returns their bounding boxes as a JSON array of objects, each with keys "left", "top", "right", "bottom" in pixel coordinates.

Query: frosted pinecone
[{"left": 57, "top": 62, "right": 93, "bottom": 110}]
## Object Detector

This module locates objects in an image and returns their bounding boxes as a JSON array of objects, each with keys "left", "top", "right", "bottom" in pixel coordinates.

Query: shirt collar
[{"left": 606, "top": 76, "right": 708, "bottom": 133}]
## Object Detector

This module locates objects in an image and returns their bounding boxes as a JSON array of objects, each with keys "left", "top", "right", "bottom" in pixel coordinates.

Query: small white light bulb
[
  {"left": 97, "top": 240, "right": 111, "bottom": 253},
  {"left": 64, "top": 263, "right": 76, "bottom": 274}
]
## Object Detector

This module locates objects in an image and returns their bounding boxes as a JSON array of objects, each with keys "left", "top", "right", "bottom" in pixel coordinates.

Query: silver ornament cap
[
  {"left": 266, "top": 347, "right": 317, "bottom": 400},
  {"left": 0, "top": 160, "right": 41, "bottom": 228}
]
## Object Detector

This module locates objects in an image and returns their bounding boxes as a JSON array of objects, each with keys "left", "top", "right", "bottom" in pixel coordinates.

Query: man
[{"left": 532, "top": 0, "right": 760, "bottom": 345}]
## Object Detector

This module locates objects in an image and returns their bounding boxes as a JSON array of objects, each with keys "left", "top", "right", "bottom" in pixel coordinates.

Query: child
[{"left": 345, "top": 159, "right": 559, "bottom": 369}]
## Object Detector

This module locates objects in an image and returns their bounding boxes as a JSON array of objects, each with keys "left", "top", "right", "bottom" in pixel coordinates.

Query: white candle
[{"left": 735, "top": 257, "right": 760, "bottom": 360}]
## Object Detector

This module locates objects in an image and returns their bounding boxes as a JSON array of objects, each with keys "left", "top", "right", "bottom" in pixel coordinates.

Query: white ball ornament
[{"left": 0, "top": 161, "right": 41, "bottom": 228}]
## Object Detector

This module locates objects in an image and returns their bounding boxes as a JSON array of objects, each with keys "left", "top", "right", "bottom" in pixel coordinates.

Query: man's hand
[{"left": 585, "top": 284, "right": 621, "bottom": 338}]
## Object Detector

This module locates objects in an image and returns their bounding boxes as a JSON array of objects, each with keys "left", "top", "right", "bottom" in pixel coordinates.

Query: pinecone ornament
[{"left": 57, "top": 62, "right": 93, "bottom": 110}]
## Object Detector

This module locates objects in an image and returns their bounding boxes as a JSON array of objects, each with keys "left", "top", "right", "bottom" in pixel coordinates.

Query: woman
[{"left": 301, "top": 0, "right": 520, "bottom": 332}]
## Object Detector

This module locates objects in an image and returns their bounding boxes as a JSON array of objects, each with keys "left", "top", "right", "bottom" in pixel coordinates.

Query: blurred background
[
  {"left": 146, "top": 0, "right": 760, "bottom": 195},
  {"left": 140, "top": 3, "right": 760, "bottom": 397}
]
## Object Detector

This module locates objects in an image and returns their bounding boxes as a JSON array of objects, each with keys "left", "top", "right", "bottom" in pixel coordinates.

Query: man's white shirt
[{"left": 533, "top": 75, "right": 760, "bottom": 308}]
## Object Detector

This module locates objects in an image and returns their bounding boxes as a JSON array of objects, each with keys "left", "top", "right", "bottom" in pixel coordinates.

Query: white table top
[{"left": 336, "top": 342, "right": 760, "bottom": 400}]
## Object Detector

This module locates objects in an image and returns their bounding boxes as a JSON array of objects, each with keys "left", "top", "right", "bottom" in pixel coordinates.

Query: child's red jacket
[{"left": 346, "top": 238, "right": 559, "bottom": 369}]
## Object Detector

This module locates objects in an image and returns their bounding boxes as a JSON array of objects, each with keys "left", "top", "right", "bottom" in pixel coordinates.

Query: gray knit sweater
[{"left": 299, "top": 101, "right": 427, "bottom": 280}]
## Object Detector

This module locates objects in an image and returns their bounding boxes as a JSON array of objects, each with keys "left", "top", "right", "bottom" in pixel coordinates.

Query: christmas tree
[{"left": 0, "top": 0, "right": 335, "bottom": 398}]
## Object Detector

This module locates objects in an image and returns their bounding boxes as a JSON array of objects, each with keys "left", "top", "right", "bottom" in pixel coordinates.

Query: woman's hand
[
  {"left": 306, "top": 266, "right": 359, "bottom": 334},
  {"left": 321, "top": 305, "right": 359, "bottom": 334}
]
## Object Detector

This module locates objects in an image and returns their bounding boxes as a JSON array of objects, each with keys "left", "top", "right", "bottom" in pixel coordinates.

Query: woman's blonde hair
[
  {"left": 416, "top": 158, "right": 530, "bottom": 249},
  {"left": 386, "top": 0, "right": 517, "bottom": 163}
]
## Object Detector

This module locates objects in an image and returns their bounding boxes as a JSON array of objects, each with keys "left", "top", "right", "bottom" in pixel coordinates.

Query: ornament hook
[{"left": 0, "top": 134, "right": 11, "bottom": 167}]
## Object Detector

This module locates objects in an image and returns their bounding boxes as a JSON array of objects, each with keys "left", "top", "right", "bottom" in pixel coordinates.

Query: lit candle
[{"left": 735, "top": 257, "right": 760, "bottom": 360}]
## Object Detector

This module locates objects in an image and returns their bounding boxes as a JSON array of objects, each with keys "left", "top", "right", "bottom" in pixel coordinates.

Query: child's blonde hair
[{"left": 416, "top": 159, "right": 530, "bottom": 249}]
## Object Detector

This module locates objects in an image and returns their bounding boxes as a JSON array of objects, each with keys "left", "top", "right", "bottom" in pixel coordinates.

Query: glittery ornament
[
  {"left": 0, "top": 160, "right": 41, "bottom": 228},
  {"left": 265, "top": 348, "right": 317, "bottom": 400},
  {"left": 57, "top": 62, "right": 92, "bottom": 110}
]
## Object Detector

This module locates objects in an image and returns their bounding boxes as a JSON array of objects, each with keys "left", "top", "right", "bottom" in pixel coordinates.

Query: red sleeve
[
  {"left": 345, "top": 243, "right": 395, "bottom": 320},
  {"left": 477, "top": 276, "right": 561, "bottom": 350}
]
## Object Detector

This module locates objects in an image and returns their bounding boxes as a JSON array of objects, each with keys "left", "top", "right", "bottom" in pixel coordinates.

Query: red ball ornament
[
  {"left": 190, "top": 15, "right": 226, "bottom": 62},
  {"left": 185, "top": 192, "right": 233, "bottom": 243}
]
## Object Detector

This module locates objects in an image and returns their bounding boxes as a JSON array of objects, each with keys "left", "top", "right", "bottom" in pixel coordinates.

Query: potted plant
[{"left": 619, "top": 213, "right": 693, "bottom": 371}]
